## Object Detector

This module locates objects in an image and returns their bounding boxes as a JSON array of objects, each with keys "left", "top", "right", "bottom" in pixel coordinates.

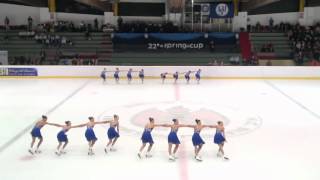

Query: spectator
[
  {"left": 85, "top": 30, "right": 92, "bottom": 40},
  {"left": 229, "top": 56, "right": 240, "bottom": 65},
  {"left": 94, "top": 18, "right": 99, "bottom": 31},
  {"left": 79, "top": 21, "right": 85, "bottom": 31},
  {"left": 209, "top": 41, "right": 215, "bottom": 52},
  {"left": 71, "top": 58, "right": 76, "bottom": 65},
  {"left": 309, "top": 56, "right": 320, "bottom": 66},
  {"left": 117, "top": 17, "right": 123, "bottom": 30},
  {"left": 208, "top": 60, "right": 214, "bottom": 65},
  {"left": 250, "top": 52, "right": 259, "bottom": 65},
  {"left": 4, "top": 16, "right": 9, "bottom": 31},
  {"left": 40, "top": 49, "right": 46, "bottom": 64},
  {"left": 213, "top": 60, "right": 218, "bottom": 66},
  {"left": 269, "top": 17, "right": 274, "bottom": 30},
  {"left": 61, "top": 36, "right": 67, "bottom": 45},
  {"left": 296, "top": 51, "right": 304, "bottom": 65},
  {"left": 267, "top": 43, "right": 274, "bottom": 52},
  {"left": 266, "top": 60, "right": 272, "bottom": 66},
  {"left": 28, "top": 16, "right": 33, "bottom": 31}
]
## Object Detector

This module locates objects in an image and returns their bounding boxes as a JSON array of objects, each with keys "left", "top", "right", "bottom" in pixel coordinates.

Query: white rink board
[{"left": 1, "top": 66, "right": 320, "bottom": 78}]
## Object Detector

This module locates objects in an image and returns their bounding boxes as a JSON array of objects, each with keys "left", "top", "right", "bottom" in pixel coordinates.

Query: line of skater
[
  {"left": 138, "top": 117, "right": 228, "bottom": 161},
  {"left": 100, "top": 68, "right": 201, "bottom": 84},
  {"left": 28, "top": 115, "right": 120, "bottom": 156},
  {"left": 161, "top": 69, "right": 201, "bottom": 84},
  {"left": 28, "top": 115, "right": 228, "bottom": 161}
]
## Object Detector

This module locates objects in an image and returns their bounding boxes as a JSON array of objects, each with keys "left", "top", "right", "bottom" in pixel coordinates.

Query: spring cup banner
[
  {"left": 112, "top": 33, "right": 236, "bottom": 51},
  {"left": 209, "top": 3, "right": 234, "bottom": 18}
]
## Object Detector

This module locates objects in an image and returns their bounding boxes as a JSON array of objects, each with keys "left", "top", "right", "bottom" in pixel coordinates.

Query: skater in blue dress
[
  {"left": 138, "top": 117, "right": 162, "bottom": 159},
  {"left": 114, "top": 68, "right": 120, "bottom": 83},
  {"left": 211, "top": 121, "right": 228, "bottom": 160},
  {"left": 160, "top": 72, "right": 168, "bottom": 84},
  {"left": 81, "top": 117, "right": 111, "bottom": 155},
  {"left": 105, "top": 114, "right": 120, "bottom": 153},
  {"left": 100, "top": 68, "right": 107, "bottom": 83},
  {"left": 161, "top": 119, "right": 191, "bottom": 161},
  {"left": 173, "top": 71, "right": 179, "bottom": 84},
  {"left": 139, "top": 69, "right": 144, "bottom": 84},
  {"left": 195, "top": 69, "right": 201, "bottom": 84},
  {"left": 184, "top": 70, "right": 192, "bottom": 84},
  {"left": 29, "top": 115, "right": 56, "bottom": 155},
  {"left": 127, "top": 69, "right": 133, "bottom": 84},
  {"left": 189, "top": 119, "right": 213, "bottom": 161},
  {"left": 49, "top": 121, "right": 85, "bottom": 155}
]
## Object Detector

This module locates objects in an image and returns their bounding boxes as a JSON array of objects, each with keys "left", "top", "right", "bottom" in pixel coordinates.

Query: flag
[
  {"left": 201, "top": 3, "right": 210, "bottom": 15},
  {"left": 210, "top": 3, "right": 234, "bottom": 18}
]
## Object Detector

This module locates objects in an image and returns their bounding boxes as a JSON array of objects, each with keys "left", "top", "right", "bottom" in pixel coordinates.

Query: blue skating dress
[
  {"left": 85, "top": 126, "right": 97, "bottom": 141},
  {"left": 107, "top": 125, "right": 120, "bottom": 139},
  {"left": 141, "top": 127, "right": 154, "bottom": 144},
  {"left": 31, "top": 125, "right": 43, "bottom": 138},
  {"left": 57, "top": 128, "right": 69, "bottom": 142},
  {"left": 195, "top": 70, "right": 201, "bottom": 80},
  {"left": 214, "top": 128, "right": 225, "bottom": 145},
  {"left": 168, "top": 128, "right": 180, "bottom": 144},
  {"left": 192, "top": 129, "right": 205, "bottom": 146}
]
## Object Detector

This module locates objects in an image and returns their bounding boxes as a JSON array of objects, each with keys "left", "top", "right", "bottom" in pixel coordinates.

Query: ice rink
[{"left": 0, "top": 77, "right": 319, "bottom": 180}]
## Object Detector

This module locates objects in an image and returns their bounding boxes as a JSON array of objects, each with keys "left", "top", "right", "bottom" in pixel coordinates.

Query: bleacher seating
[
  {"left": 0, "top": 30, "right": 113, "bottom": 65},
  {"left": 250, "top": 33, "right": 292, "bottom": 59},
  {"left": 0, "top": 30, "right": 242, "bottom": 65}
]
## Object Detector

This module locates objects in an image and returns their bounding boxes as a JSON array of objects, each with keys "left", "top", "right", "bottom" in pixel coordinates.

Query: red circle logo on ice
[{"left": 98, "top": 101, "right": 262, "bottom": 138}]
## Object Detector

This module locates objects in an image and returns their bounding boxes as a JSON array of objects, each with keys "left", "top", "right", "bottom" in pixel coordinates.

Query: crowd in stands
[
  {"left": 3, "top": 15, "right": 320, "bottom": 66},
  {"left": 260, "top": 43, "right": 274, "bottom": 52},
  {"left": 58, "top": 54, "right": 98, "bottom": 65},
  {"left": 247, "top": 18, "right": 291, "bottom": 33},
  {"left": 34, "top": 33, "right": 73, "bottom": 47},
  {"left": 287, "top": 23, "right": 320, "bottom": 65},
  {"left": 206, "top": 55, "right": 242, "bottom": 66},
  {"left": 2, "top": 16, "right": 34, "bottom": 31},
  {"left": 117, "top": 21, "right": 180, "bottom": 33},
  {"left": 8, "top": 53, "right": 98, "bottom": 66},
  {"left": 2, "top": 16, "right": 115, "bottom": 33},
  {"left": 248, "top": 17, "right": 320, "bottom": 65}
]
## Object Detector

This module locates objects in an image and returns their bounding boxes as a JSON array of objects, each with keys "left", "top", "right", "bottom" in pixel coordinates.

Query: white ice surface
[{"left": 0, "top": 78, "right": 319, "bottom": 180}]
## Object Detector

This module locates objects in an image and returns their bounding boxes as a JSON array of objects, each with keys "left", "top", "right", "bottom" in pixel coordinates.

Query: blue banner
[
  {"left": 0, "top": 68, "right": 38, "bottom": 76},
  {"left": 113, "top": 33, "right": 235, "bottom": 43},
  {"left": 210, "top": 3, "right": 234, "bottom": 18},
  {"left": 149, "top": 33, "right": 204, "bottom": 41},
  {"left": 112, "top": 33, "right": 236, "bottom": 51}
]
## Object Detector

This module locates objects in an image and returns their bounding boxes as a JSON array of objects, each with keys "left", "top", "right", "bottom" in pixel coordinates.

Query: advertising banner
[{"left": 0, "top": 68, "right": 38, "bottom": 76}]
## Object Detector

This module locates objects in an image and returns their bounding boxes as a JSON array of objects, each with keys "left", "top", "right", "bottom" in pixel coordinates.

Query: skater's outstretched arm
[
  {"left": 204, "top": 125, "right": 218, "bottom": 128},
  {"left": 47, "top": 123, "right": 63, "bottom": 127},
  {"left": 181, "top": 125, "right": 195, "bottom": 128},
  {"left": 159, "top": 124, "right": 171, "bottom": 127},
  {"left": 95, "top": 120, "right": 111, "bottom": 124},
  {"left": 153, "top": 124, "right": 164, "bottom": 127},
  {"left": 71, "top": 123, "right": 87, "bottom": 128}
]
